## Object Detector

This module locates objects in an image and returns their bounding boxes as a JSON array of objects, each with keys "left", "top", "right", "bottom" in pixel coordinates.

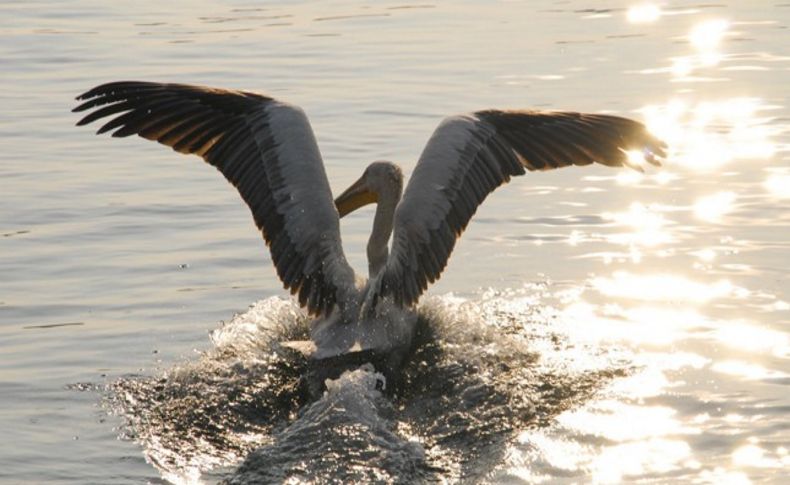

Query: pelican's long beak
[{"left": 335, "top": 175, "right": 377, "bottom": 218}]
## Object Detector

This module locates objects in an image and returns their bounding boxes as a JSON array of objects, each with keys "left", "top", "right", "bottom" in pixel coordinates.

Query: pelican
[{"left": 73, "top": 81, "right": 664, "bottom": 371}]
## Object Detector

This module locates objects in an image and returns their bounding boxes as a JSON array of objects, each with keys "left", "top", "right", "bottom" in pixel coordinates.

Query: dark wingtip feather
[
  {"left": 72, "top": 97, "right": 101, "bottom": 113},
  {"left": 96, "top": 121, "right": 117, "bottom": 135},
  {"left": 109, "top": 128, "right": 135, "bottom": 138},
  {"left": 626, "top": 161, "right": 646, "bottom": 173},
  {"left": 75, "top": 84, "right": 109, "bottom": 101},
  {"left": 644, "top": 151, "right": 663, "bottom": 167},
  {"left": 75, "top": 89, "right": 94, "bottom": 102}
]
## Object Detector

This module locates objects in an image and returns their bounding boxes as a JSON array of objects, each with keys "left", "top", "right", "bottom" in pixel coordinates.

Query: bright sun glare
[
  {"left": 641, "top": 98, "right": 776, "bottom": 171},
  {"left": 627, "top": 4, "right": 662, "bottom": 24},
  {"left": 764, "top": 173, "right": 790, "bottom": 199},
  {"left": 591, "top": 271, "right": 738, "bottom": 304},
  {"left": 603, "top": 202, "right": 672, "bottom": 248},
  {"left": 689, "top": 19, "right": 729, "bottom": 54},
  {"left": 693, "top": 191, "right": 737, "bottom": 222}
]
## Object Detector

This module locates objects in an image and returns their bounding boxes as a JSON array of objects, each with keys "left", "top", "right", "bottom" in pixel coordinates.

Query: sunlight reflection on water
[
  {"left": 711, "top": 360, "right": 789, "bottom": 380},
  {"left": 592, "top": 271, "right": 739, "bottom": 303},
  {"left": 602, "top": 202, "right": 673, "bottom": 250},
  {"left": 713, "top": 321, "right": 790, "bottom": 358},
  {"left": 688, "top": 19, "right": 729, "bottom": 67},
  {"left": 626, "top": 4, "right": 662, "bottom": 24},
  {"left": 642, "top": 98, "right": 776, "bottom": 171},
  {"left": 694, "top": 191, "right": 737, "bottom": 222},
  {"left": 506, "top": 267, "right": 788, "bottom": 483},
  {"left": 633, "top": 15, "right": 779, "bottom": 179},
  {"left": 764, "top": 172, "right": 790, "bottom": 199}
]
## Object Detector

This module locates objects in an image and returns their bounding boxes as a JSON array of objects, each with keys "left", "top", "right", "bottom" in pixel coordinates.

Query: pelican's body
[
  {"left": 74, "top": 81, "right": 665, "bottom": 375},
  {"left": 309, "top": 293, "right": 417, "bottom": 360}
]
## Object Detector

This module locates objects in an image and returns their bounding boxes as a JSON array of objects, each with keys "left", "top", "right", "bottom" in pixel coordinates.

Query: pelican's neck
[{"left": 367, "top": 186, "right": 401, "bottom": 278}]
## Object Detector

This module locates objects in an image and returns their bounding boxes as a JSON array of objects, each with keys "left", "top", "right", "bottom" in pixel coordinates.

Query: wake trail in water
[{"left": 105, "top": 284, "right": 633, "bottom": 483}]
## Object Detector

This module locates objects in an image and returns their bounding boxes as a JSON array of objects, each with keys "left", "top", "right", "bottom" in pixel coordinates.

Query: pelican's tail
[{"left": 359, "top": 273, "right": 383, "bottom": 320}]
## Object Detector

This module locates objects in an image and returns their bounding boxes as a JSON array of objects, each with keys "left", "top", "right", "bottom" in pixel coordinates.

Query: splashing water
[{"left": 106, "top": 285, "right": 632, "bottom": 483}]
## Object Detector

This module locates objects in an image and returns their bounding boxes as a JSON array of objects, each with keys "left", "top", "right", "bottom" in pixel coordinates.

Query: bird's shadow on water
[{"left": 103, "top": 290, "right": 631, "bottom": 484}]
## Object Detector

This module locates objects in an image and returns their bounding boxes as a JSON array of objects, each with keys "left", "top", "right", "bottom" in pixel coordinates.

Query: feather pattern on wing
[
  {"left": 74, "top": 81, "right": 355, "bottom": 315},
  {"left": 376, "top": 110, "right": 666, "bottom": 307}
]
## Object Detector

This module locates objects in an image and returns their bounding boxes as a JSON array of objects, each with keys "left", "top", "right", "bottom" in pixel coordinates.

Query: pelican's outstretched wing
[
  {"left": 378, "top": 110, "right": 666, "bottom": 307},
  {"left": 74, "top": 81, "right": 355, "bottom": 315}
]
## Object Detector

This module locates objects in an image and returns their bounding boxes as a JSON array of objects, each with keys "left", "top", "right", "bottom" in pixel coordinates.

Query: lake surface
[{"left": 1, "top": 0, "right": 789, "bottom": 483}]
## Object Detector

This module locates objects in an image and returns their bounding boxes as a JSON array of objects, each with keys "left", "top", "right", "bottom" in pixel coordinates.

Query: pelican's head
[{"left": 335, "top": 161, "right": 403, "bottom": 217}]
